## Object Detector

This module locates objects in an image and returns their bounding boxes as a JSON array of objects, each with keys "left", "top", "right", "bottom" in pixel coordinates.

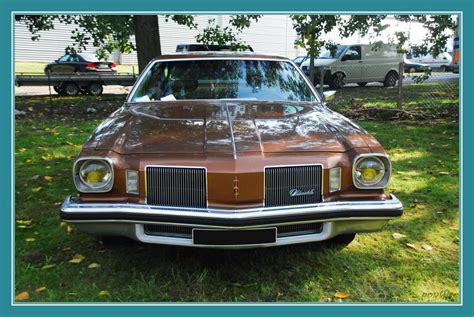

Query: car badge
[
  {"left": 233, "top": 176, "right": 240, "bottom": 199},
  {"left": 289, "top": 188, "right": 315, "bottom": 197}
]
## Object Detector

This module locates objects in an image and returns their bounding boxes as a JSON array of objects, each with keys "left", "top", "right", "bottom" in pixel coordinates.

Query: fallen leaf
[
  {"left": 44, "top": 176, "right": 53, "bottom": 181},
  {"left": 88, "top": 263, "right": 101, "bottom": 269},
  {"left": 17, "top": 225, "right": 31, "bottom": 229},
  {"left": 422, "top": 244, "right": 433, "bottom": 251},
  {"left": 406, "top": 243, "right": 417, "bottom": 250},
  {"left": 16, "top": 220, "right": 32, "bottom": 225},
  {"left": 32, "top": 187, "right": 42, "bottom": 193},
  {"left": 67, "top": 225, "right": 74, "bottom": 235},
  {"left": 98, "top": 290, "right": 110, "bottom": 296},
  {"left": 41, "top": 264, "right": 56, "bottom": 270},
  {"left": 31, "top": 175, "right": 40, "bottom": 180},
  {"left": 26, "top": 159, "right": 32, "bottom": 163},
  {"left": 62, "top": 247, "right": 71, "bottom": 252},
  {"left": 334, "top": 291, "right": 350, "bottom": 299},
  {"left": 15, "top": 291, "right": 29, "bottom": 301},
  {"left": 19, "top": 148, "right": 27, "bottom": 152},
  {"left": 442, "top": 219, "right": 450, "bottom": 224},
  {"left": 27, "top": 107, "right": 33, "bottom": 112},
  {"left": 67, "top": 292, "right": 77, "bottom": 296},
  {"left": 439, "top": 172, "right": 449, "bottom": 175},
  {"left": 69, "top": 254, "right": 85, "bottom": 264},
  {"left": 35, "top": 286, "right": 47, "bottom": 293},
  {"left": 59, "top": 221, "right": 67, "bottom": 228},
  {"left": 25, "top": 238, "right": 36, "bottom": 242},
  {"left": 392, "top": 232, "right": 406, "bottom": 239}
]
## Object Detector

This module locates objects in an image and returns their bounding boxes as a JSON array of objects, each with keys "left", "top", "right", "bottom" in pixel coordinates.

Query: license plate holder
[{"left": 193, "top": 228, "right": 277, "bottom": 246}]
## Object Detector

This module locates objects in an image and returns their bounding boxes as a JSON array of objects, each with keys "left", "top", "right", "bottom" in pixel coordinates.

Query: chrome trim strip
[
  {"left": 352, "top": 153, "right": 392, "bottom": 189},
  {"left": 126, "top": 57, "right": 322, "bottom": 103},
  {"left": 224, "top": 103, "right": 238, "bottom": 160},
  {"left": 62, "top": 194, "right": 402, "bottom": 219}
]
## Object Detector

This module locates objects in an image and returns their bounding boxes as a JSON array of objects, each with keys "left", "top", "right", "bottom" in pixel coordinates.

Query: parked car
[
  {"left": 44, "top": 53, "right": 117, "bottom": 74},
  {"left": 176, "top": 43, "right": 254, "bottom": 52},
  {"left": 60, "top": 52, "right": 403, "bottom": 248},
  {"left": 293, "top": 55, "right": 308, "bottom": 67},
  {"left": 404, "top": 59, "right": 432, "bottom": 73},
  {"left": 409, "top": 52, "right": 453, "bottom": 71},
  {"left": 300, "top": 44, "right": 403, "bottom": 88}
]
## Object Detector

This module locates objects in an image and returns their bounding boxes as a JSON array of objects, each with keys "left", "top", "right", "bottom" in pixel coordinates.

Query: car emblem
[
  {"left": 289, "top": 188, "right": 315, "bottom": 197},
  {"left": 233, "top": 176, "right": 240, "bottom": 199}
]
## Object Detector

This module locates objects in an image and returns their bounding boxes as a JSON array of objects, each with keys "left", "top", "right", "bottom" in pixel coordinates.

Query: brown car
[{"left": 61, "top": 52, "right": 403, "bottom": 248}]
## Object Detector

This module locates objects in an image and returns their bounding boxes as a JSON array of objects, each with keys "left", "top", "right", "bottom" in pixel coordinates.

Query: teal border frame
[{"left": 2, "top": 0, "right": 472, "bottom": 316}]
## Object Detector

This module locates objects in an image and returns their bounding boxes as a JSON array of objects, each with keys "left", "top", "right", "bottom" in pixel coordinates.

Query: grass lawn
[
  {"left": 16, "top": 61, "right": 138, "bottom": 75},
  {"left": 14, "top": 96, "right": 459, "bottom": 302}
]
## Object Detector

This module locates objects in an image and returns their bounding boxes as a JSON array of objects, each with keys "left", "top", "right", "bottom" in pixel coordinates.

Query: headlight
[
  {"left": 74, "top": 158, "right": 114, "bottom": 192},
  {"left": 353, "top": 155, "right": 391, "bottom": 189}
]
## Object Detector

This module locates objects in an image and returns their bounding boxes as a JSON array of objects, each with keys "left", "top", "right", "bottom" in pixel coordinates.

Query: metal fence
[{"left": 307, "top": 62, "right": 460, "bottom": 120}]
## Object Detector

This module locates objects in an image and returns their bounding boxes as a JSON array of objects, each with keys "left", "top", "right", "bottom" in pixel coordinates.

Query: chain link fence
[{"left": 303, "top": 62, "right": 460, "bottom": 120}]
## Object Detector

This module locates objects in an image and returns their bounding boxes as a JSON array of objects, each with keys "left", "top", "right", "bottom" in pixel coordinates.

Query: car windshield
[
  {"left": 318, "top": 45, "right": 347, "bottom": 59},
  {"left": 79, "top": 53, "right": 100, "bottom": 62},
  {"left": 130, "top": 59, "right": 317, "bottom": 102}
]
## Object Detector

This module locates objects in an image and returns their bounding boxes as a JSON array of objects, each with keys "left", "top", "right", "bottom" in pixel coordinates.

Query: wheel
[
  {"left": 409, "top": 67, "right": 416, "bottom": 73},
  {"left": 440, "top": 65, "right": 447, "bottom": 72},
  {"left": 328, "top": 72, "right": 346, "bottom": 89},
  {"left": 357, "top": 82, "right": 368, "bottom": 87},
  {"left": 88, "top": 83, "right": 103, "bottom": 96},
  {"left": 53, "top": 86, "right": 62, "bottom": 94},
  {"left": 324, "top": 233, "right": 356, "bottom": 248},
  {"left": 61, "top": 82, "right": 79, "bottom": 96},
  {"left": 383, "top": 71, "right": 398, "bottom": 87}
]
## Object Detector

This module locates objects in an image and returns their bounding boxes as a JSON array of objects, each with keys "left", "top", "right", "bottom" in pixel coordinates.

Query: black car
[
  {"left": 404, "top": 59, "right": 431, "bottom": 73},
  {"left": 176, "top": 44, "right": 254, "bottom": 52},
  {"left": 44, "top": 53, "right": 117, "bottom": 74}
]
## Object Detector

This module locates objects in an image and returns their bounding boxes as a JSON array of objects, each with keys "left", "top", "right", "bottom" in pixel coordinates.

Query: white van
[
  {"left": 410, "top": 52, "right": 453, "bottom": 71},
  {"left": 300, "top": 44, "right": 403, "bottom": 88}
]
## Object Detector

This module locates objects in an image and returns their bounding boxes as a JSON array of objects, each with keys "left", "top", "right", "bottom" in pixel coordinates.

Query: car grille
[
  {"left": 146, "top": 166, "right": 207, "bottom": 208},
  {"left": 143, "top": 222, "right": 324, "bottom": 239},
  {"left": 264, "top": 165, "right": 323, "bottom": 207}
]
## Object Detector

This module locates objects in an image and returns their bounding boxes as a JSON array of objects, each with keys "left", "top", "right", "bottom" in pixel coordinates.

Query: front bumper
[{"left": 61, "top": 195, "right": 403, "bottom": 248}]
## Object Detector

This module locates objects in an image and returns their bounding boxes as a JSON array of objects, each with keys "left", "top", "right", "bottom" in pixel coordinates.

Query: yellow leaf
[
  {"left": 19, "top": 148, "right": 27, "bottom": 152},
  {"left": 41, "top": 264, "right": 56, "bottom": 270},
  {"left": 67, "top": 225, "right": 74, "bottom": 235},
  {"left": 26, "top": 159, "right": 32, "bottom": 163},
  {"left": 406, "top": 243, "right": 417, "bottom": 250},
  {"left": 392, "top": 232, "right": 406, "bottom": 239},
  {"left": 442, "top": 219, "right": 450, "bottom": 224},
  {"left": 59, "top": 221, "right": 67, "bottom": 228},
  {"left": 35, "top": 286, "right": 47, "bottom": 293},
  {"left": 422, "top": 244, "right": 433, "bottom": 251},
  {"left": 88, "top": 263, "right": 101, "bottom": 269},
  {"left": 44, "top": 176, "right": 53, "bottom": 181},
  {"left": 66, "top": 141, "right": 75, "bottom": 146},
  {"left": 67, "top": 292, "right": 78, "bottom": 296},
  {"left": 17, "top": 225, "right": 31, "bottom": 229},
  {"left": 62, "top": 247, "right": 71, "bottom": 252},
  {"left": 27, "top": 107, "right": 33, "bottom": 112},
  {"left": 32, "top": 187, "right": 42, "bottom": 193},
  {"left": 16, "top": 219, "right": 32, "bottom": 225},
  {"left": 98, "top": 290, "right": 110, "bottom": 296},
  {"left": 69, "top": 254, "right": 85, "bottom": 264},
  {"left": 334, "top": 291, "right": 350, "bottom": 299},
  {"left": 15, "top": 291, "right": 29, "bottom": 301},
  {"left": 25, "top": 238, "right": 36, "bottom": 242}
]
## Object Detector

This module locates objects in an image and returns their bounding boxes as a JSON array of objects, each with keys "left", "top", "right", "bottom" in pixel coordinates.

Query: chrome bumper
[{"left": 61, "top": 195, "right": 403, "bottom": 248}]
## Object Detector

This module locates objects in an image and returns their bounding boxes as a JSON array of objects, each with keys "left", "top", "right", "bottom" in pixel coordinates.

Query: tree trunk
[
  {"left": 133, "top": 15, "right": 161, "bottom": 73},
  {"left": 308, "top": 33, "right": 315, "bottom": 85}
]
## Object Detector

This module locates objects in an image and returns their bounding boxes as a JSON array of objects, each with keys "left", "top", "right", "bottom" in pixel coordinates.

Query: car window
[
  {"left": 79, "top": 53, "right": 100, "bottom": 62},
  {"left": 344, "top": 46, "right": 361, "bottom": 60},
  {"left": 70, "top": 55, "right": 81, "bottom": 62},
  {"left": 58, "top": 55, "right": 70, "bottom": 62},
  {"left": 130, "top": 59, "right": 317, "bottom": 102}
]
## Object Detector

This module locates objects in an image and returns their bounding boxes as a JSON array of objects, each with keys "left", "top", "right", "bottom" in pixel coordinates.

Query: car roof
[{"left": 151, "top": 52, "right": 290, "bottom": 62}]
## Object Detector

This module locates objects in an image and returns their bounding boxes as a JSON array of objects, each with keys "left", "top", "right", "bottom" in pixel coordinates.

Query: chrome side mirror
[{"left": 323, "top": 90, "right": 337, "bottom": 102}]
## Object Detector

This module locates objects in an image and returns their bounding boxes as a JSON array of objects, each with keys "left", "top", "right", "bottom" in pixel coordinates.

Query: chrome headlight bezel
[
  {"left": 73, "top": 157, "right": 114, "bottom": 193},
  {"left": 352, "top": 154, "right": 391, "bottom": 189}
]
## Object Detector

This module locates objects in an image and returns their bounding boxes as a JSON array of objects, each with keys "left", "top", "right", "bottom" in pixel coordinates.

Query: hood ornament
[{"left": 233, "top": 176, "right": 240, "bottom": 199}]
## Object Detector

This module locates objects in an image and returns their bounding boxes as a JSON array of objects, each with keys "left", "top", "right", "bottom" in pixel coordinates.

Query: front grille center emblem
[
  {"left": 289, "top": 188, "right": 315, "bottom": 197},
  {"left": 233, "top": 176, "right": 240, "bottom": 199}
]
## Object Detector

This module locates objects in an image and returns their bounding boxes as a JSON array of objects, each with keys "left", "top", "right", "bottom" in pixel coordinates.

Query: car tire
[
  {"left": 357, "top": 82, "right": 368, "bottom": 87},
  {"left": 61, "top": 82, "right": 80, "bottom": 96},
  {"left": 53, "top": 86, "right": 62, "bottom": 94},
  {"left": 383, "top": 71, "right": 398, "bottom": 87},
  {"left": 441, "top": 65, "right": 447, "bottom": 72},
  {"left": 88, "top": 83, "right": 103, "bottom": 96},
  {"left": 329, "top": 72, "right": 345, "bottom": 89},
  {"left": 409, "top": 67, "right": 416, "bottom": 73}
]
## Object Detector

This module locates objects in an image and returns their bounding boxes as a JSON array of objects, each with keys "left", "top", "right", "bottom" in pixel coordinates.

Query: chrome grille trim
[
  {"left": 264, "top": 164, "right": 323, "bottom": 207},
  {"left": 145, "top": 166, "right": 207, "bottom": 208}
]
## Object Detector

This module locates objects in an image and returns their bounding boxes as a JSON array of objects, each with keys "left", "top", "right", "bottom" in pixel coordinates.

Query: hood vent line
[{"left": 225, "top": 103, "right": 237, "bottom": 160}]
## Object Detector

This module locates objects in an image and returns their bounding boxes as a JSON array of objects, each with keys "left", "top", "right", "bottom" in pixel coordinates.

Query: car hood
[
  {"left": 86, "top": 100, "right": 379, "bottom": 155},
  {"left": 301, "top": 58, "right": 337, "bottom": 68}
]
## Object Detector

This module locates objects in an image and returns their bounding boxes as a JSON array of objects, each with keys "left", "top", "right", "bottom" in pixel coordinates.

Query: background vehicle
[
  {"left": 300, "top": 44, "right": 403, "bottom": 89},
  {"left": 293, "top": 55, "right": 308, "bottom": 66},
  {"left": 404, "top": 59, "right": 431, "bottom": 73},
  {"left": 44, "top": 53, "right": 117, "bottom": 74},
  {"left": 409, "top": 52, "right": 453, "bottom": 71},
  {"left": 176, "top": 43, "right": 254, "bottom": 52}
]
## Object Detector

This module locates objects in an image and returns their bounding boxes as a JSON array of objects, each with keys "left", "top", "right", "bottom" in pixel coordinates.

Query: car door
[
  {"left": 52, "top": 55, "right": 75, "bottom": 73},
  {"left": 339, "top": 45, "right": 362, "bottom": 83}
]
